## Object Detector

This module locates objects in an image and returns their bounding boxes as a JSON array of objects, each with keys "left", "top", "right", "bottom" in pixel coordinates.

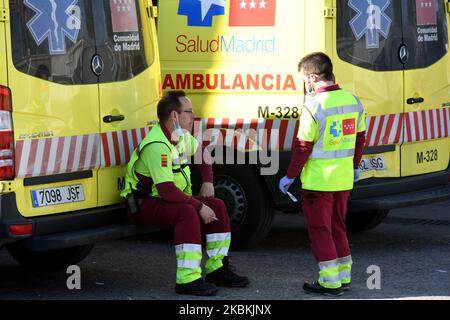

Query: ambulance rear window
[
  {"left": 9, "top": 0, "right": 154, "bottom": 84},
  {"left": 336, "top": 0, "right": 448, "bottom": 71}
]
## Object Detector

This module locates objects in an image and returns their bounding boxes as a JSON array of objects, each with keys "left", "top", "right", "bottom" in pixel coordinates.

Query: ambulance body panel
[
  {"left": 158, "top": 0, "right": 450, "bottom": 248},
  {"left": 0, "top": 0, "right": 160, "bottom": 267}
]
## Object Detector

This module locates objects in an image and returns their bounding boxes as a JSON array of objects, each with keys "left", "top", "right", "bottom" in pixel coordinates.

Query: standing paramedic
[
  {"left": 279, "top": 52, "right": 366, "bottom": 296},
  {"left": 121, "top": 90, "right": 249, "bottom": 296}
]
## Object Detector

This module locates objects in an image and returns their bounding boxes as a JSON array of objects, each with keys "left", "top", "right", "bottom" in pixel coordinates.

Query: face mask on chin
[
  {"left": 306, "top": 81, "right": 315, "bottom": 97},
  {"left": 174, "top": 114, "right": 184, "bottom": 137}
]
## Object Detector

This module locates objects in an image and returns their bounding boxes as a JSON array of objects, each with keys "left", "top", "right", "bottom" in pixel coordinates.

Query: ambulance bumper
[
  {"left": 0, "top": 193, "right": 153, "bottom": 250},
  {"left": 349, "top": 169, "right": 450, "bottom": 212}
]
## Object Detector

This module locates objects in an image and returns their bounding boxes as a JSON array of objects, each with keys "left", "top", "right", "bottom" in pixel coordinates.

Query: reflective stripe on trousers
[
  {"left": 318, "top": 259, "right": 342, "bottom": 289},
  {"left": 205, "top": 232, "right": 231, "bottom": 274},
  {"left": 337, "top": 255, "right": 353, "bottom": 285},
  {"left": 175, "top": 243, "right": 202, "bottom": 284}
]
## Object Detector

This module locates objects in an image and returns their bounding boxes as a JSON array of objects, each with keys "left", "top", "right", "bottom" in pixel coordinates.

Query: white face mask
[
  {"left": 305, "top": 75, "right": 315, "bottom": 96},
  {"left": 174, "top": 113, "right": 184, "bottom": 137}
]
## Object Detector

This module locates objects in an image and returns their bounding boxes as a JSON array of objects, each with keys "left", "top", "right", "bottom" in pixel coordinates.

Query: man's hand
[
  {"left": 279, "top": 176, "right": 295, "bottom": 194},
  {"left": 354, "top": 168, "right": 360, "bottom": 183},
  {"left": 199, "top": 182, "right": 215, "bottom": 198},
  {"left": 199, "top": 204, "right": 218, "bottom": 224}
]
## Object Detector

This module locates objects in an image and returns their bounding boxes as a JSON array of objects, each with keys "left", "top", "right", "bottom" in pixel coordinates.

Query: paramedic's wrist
[{"left": 190, "top": 197, "right": 203, "bottom": 212}]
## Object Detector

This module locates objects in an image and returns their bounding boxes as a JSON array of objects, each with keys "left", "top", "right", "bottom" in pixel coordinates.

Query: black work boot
[
  {"left": 205, "top": 257, "right": 250, "bottom": 287},
  {"left": 175, "top": 278, "right": 218, "bottom": 296},
  {"left": 303, "top": 281, "right": 343, "bottom": 296}
]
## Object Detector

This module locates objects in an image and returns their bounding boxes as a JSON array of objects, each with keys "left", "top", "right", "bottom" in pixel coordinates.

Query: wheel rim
[{"left": 214, "top": 176, "right": 247, "bottom": 229}]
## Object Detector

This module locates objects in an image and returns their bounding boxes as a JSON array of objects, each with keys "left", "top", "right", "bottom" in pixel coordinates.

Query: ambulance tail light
[{"left": 0, "top": 86, "right": 15, "bottom": 180}]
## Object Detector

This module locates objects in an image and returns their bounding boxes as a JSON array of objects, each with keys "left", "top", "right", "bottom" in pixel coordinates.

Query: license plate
[
  {"left": 31, "top": 185, "right": 85, "bottom": 207},
  {"left": 359, "top": 156, "right": 387, "bottom": 172}
]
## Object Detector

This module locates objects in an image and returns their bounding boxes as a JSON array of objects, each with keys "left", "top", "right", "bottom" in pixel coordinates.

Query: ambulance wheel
[
  {"left": 214, "top": 165, "right": 273, "bottom": 249},
  {"left": 346, "top": 210, "right": 389, "bottom": 233},
  {"left": 6, "top": 243, "right": 94, "bottom": 270}
]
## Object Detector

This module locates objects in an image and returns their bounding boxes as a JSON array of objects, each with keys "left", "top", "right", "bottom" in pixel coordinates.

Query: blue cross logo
[
  {"left": 178, "top": 0, "right": 225, "bottom": 27},
  {"left": 348, "top": 0, "right": 392, "bottom": 49},
  {"left": 330, "top": 121, "right": 342, "bottom": 138},
  {"left": 24, "top": 0, "right": 81, "bottom": 55}
]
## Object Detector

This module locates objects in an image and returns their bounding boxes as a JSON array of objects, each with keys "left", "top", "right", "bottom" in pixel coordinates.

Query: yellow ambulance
[
  {"left": 157, "top": 0, "right": 450, "bottom": 248},
  {"left": 0, "top": 0, "right": 160, "bottom": 267}
]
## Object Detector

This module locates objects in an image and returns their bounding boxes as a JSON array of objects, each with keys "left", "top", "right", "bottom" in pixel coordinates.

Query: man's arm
[
  {"left": 286, "top": 138, "right": 314, "bottom": 179},
  {"left": 354, "top": 131, "right": 366, "bottom": 169},
  {"left": 139, "top": 143, "right": 203, "bottom": 210}
]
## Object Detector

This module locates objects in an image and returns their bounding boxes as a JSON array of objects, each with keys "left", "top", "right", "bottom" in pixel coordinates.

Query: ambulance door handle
[
  {"left": 103, "top": 115, "right": 125, "bottom": 123},
  {"left": 406, "top": 97, "right": 424, "bottom": 105}
]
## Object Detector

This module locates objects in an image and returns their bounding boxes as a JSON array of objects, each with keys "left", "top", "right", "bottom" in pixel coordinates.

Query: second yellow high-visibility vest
[
  {"left": 120, "top": 123, "right": 198, "bottom": 198},
  {"left": 297, "top": 89, "right": 366, "bottom": 191}
]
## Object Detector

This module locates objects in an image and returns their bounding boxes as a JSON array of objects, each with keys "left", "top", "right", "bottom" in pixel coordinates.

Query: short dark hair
[
  {"left": 298, "top": 52, "right": 333, "bottom": 81},
  {"left": 157, "top": 90, "right": 186, "bottom": 121}
]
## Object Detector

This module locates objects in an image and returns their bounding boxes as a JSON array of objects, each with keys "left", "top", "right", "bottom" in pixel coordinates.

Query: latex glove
[
  {"left": 279, "top": 176, "right": 295, "bottom": 194},
  {"left": 354, "top": 169, "right": 360, "bottom": 183},
  {"left": 199, "top": 182, "right": 215, "bottom": 198}
]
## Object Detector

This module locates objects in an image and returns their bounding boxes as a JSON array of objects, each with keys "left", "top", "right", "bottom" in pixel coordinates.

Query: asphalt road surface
[{"left": 1, "top": 200, "right": 449, "bottom": 301}]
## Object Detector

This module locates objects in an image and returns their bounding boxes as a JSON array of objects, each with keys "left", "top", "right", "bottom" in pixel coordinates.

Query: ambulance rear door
[
  {"left": 400, "top": 0, "right": 449, "bottom": 177},
  {"left": 334, "top": 0, "right": 405, "bottom": 179},
  {"left": 6, "top": 0, "right": 100, "bottom": 218},
  {"left": 96, "top": 0, "right": 160, "bottom": 206}
]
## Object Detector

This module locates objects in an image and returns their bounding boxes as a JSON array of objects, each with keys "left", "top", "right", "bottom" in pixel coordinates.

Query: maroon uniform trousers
[
  {"left": 132, "top": 196, "right": 231, "bottom": 245},
  {"left": 301, "top": 190, "right": 351, "bottom": 262}
]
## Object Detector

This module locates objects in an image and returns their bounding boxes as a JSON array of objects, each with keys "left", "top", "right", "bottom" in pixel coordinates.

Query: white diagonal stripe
[
  {"left": 84, "top": 134, "right": 95, "bottom": 170},
  {"left": 71, "top": 135, "right": 84, "bottom": 171},
  {"left": 432, "top": 109, "right": 439, "bottom": 139},
  {"left": 107, "top": 132, "right": 116, "bottom": 167},
  {"left": 117, "top": 131, "right": 126, "bottom": 165},
  {"left": 409, "top": 112, "right": 417, "bottom": 142},
  {"left": 206, "top": 232, "right": 231, "bottom": 242},
  {"left": 175, "top": 243, "right": 202, "bottom": 253},
  {"left": 388, "top": 114, "right": 400, "bottom": 144},
  {"left": 369, "top": 116, "right": 380, "bottom": 146},
  {"left": 416, "top": 111, "right": 424, "bottom": 141},
  {"left": 59, "top": 136, "right": 72, "bottom": 173},
  {"left": 439, "top": 108, "right": 445, "bottom": 138},
  {"left": 378, "top": 115, "right": 390, "bottom": 145},
  {"left": 127, "top": 129, "right": 135, "bottom": 155},
  {"left": 32, "top": 138, "right": 45, "bottom": 176},
  {"left": 95, "top": 135, "right": 101, "bottom": 168},
  {"left": 46, "top": 137, "right": 59, "bottom": 175},
  {"left": 424, "top": 110, "right": 432, "bottom": 139},
  {"left": 18, "top": 140, "right": 31, "bottom": 177}
]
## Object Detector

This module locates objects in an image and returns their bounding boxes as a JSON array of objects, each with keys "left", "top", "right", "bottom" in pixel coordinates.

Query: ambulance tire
[
  {"left": 345, "top": 210, "right": 389, "bottom": 233},
  {"left": 6, "top": 243, "right": 94, "bottom": 270},
  {"left": 213, "top": 165, "right": 273, "bottom": 249}
]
